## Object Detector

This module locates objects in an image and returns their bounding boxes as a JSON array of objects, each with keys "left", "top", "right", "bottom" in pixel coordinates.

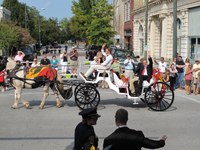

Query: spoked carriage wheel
[
  {"left": 144, "top": 82, "right": 174, "bottom": 111},
  {"left": 74, "top": 83, "right": 97, "bottom": 95},
  {"left": 75, "top": 84, "right": 100, "bottom": 110},
  {"left": 74, "top": 83, "right": 85, "bottom": 95}
]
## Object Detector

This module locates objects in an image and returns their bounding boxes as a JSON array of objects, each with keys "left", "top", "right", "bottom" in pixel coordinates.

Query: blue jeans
[{"left": 175, "top": 72, "right": 185, "bottom": 88}]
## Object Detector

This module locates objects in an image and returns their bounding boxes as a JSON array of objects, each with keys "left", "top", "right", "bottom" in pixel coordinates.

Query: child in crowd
[
  {"left": 184, "top": 63, "right": 193, "bottom": 95},
  {"left": 24, "top": 60, "right": 31, "bottom": 74},
  {"left": 0, "top": 69, "right": 6, "bottom": 92},
  {"left": 163, "top": 69, "right": 170, "bottom": 83},
  {"left": 169, "top": 63, "right": 178, "bottom": 90},
  {"left": 197, "top": 72, "right": 200, "bottom": 94}
]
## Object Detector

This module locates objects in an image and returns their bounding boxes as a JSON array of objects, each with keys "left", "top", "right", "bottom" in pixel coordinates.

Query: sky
[{"left": 0, "top": 0, "right": 113, "bottom": 21}]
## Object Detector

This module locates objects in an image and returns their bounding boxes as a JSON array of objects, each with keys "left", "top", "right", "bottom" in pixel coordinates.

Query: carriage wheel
[
  {"left": 74, "top": 83, "right": 96, "bottom": 95},
  {"left": 75, "top": 85, "right": 100, "bottom": 110},
  {"left": 74, "top": 83, "right": 85, "bottom": 95},
  {"left": 144, "top": 82, "right": 174, "bottom": 111}
]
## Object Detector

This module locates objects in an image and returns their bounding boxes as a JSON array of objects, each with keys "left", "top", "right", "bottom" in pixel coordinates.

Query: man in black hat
[{"left": 74, "top": 108, "right": 100, "bottom": 150}]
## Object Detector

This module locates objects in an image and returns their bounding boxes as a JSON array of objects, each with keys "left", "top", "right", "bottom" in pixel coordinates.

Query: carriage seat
[
  {"left": 142, "top": 81, "right": 150, "bottom": 87},
  {"left": 113, "top": 72, "right": 128, "bottom": 87}
]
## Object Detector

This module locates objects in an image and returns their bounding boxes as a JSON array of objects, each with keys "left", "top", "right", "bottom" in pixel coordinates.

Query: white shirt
[
  {"left": 158, "top": 62, "right": 167, "bottom": 73},
  {"left": 14, "top": 55, "right": 24, "bottom": 62},
  {"left": 31, "top": 62, "right": 40, "bottom": 67},
  {"left": 124, "top": 59, "right": 134, "bottom": 70},
  {"left": 101, "top": 49, "right": 107, "bottom": 57},
  {"left": 101, "top": 54, "right": 113, "bottom": 67}
]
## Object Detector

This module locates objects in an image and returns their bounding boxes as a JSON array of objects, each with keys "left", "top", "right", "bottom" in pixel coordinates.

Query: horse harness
[{"left": 7, "top": 67, "right": 53, "bottom": 89}]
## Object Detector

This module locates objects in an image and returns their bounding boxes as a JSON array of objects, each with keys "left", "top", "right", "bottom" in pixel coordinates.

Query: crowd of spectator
[
  {"left": 85, "top": 46, "right": 200, "bottom": 95},
  {"left": 0, "top": 46, "right": 80, "bottom": 92}
]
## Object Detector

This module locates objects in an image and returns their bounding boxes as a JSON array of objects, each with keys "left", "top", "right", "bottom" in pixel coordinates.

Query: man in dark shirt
[
  {"left": 135, "top": 55, "right": 153, "bottom": 95},
  {"left": 40, "top": 54, "right": 50, "bottom": 66},
  {"left": 175, "top": 55, "right": 185, "bottom": 89},
  {"left": 103, "top": 108, "right": 167, "bottom": 150}
]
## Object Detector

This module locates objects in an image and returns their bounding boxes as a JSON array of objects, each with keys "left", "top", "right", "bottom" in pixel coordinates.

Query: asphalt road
[
  {"left": 0, "top": 86, "right": 200, "bottom": 150},
  {"left": 0, "top": 54, "right": 200, "bottom": 150}
]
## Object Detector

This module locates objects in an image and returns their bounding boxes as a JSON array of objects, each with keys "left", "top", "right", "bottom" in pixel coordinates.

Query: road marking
[{"left": 177, "top": 94, "right": 200, "bottom": 104}]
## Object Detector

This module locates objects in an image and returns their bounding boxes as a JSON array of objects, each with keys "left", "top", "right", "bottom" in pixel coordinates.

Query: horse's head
[
  {"left": 6, "top": 57, "right": 16, "bottom": 71},
  {"left": 0, "top": 56, "right": 8, "bottom": 72}
]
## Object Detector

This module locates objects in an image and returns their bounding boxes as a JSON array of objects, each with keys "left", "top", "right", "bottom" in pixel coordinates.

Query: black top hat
[{"left": 79, "top": 108, "right": 101, "bottom": 119}]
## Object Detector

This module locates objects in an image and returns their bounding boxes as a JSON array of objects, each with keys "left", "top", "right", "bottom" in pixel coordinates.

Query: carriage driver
[{"left": 80, "top": 44, "right": 113, "bottom": 80}]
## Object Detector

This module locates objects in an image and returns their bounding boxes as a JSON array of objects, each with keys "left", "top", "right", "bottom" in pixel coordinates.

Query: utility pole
[
  {"left": 38, "top": 20, "right": 41, "bottom": 48},
  {"left": 25, "top": 4, "right": 27, "bottom": 28},
  {"left": 144, "top": 0, "right": 148, "bottom": 59},
  {"left": 173, "top": 0, "right": 177, "bottom": 60}
]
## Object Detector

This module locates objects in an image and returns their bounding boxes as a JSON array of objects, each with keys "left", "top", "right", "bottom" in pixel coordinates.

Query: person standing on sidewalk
[
  {"left": 169, "top": 63, "right": 178, "bottom": 90},
  {"left": 69, "top": 46, "right": 79, "bottom": 77},
  {"left": 185, "top": 63, "right": 193, "bottom": 95},
  {"left": 193, "top": 60, "right": 200, "bottom": 94},
  {"left": 60, "top": 51, "right": 68, "bottom": 74},
  {"left": 154, "top": 57, "right": 168, "bottom": 78},
  {"left": 175, "top": 56, "right": 185, "bottom": 89},
  {"left": 124, "top": 54, "right": 135, "bottom": 81}
]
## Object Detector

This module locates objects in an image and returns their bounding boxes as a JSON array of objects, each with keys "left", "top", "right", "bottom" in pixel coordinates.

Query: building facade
[
  {"left": 124, "top": 0, "right": 134, "bottom": 50},
  {"left": 0, "top": 6, "right": 11, "bottom": 21},
  {"left": 113, "top": 0, "right": 134, "bottom": 50},
  {"left": 113, "top": 0, "right": 125, "bottom": 48},
  {"left": 134, "top": 0, "right": 200, "bottom": 61}
]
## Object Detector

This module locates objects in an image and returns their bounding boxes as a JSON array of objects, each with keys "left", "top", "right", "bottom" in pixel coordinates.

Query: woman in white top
[
  {"left": 60, "top": 51, "right": 68, "bottom": 74},
  {"left": 31, "top": 58, "right": 40, "bottom": 67}
]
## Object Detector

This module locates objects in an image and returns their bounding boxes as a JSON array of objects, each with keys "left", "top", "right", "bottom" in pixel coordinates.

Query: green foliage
[
  {"left": 70, "top": 0, "right": 114, "bottom": 44},
  {"left": 0, "top": 22, "right": 19, "bottom": 49},
  {"left": 0, "top": 21, "right": 34, "bottom": 54}
]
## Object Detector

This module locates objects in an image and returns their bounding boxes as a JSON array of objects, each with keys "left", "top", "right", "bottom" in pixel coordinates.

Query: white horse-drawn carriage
[
  {"left": 72, "top": 68, "right": 174, "bottom": 111},
  {"left": 5, "top": 58, "right": 174, "bottom": 111}
]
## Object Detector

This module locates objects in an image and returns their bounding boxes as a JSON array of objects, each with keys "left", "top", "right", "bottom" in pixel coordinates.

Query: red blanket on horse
[{"left": 26, "top": 66, "right": 57, "bottom": 81}]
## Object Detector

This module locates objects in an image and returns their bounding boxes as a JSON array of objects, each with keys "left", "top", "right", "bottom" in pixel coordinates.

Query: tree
[
  {"left": 2, "top": 0, "right": 26, "bottom": 27},
  {"left": 86, "top": 0, "right": 114, "bottom": 45},
  {"left": 70, "top": 0, "right": 114, "bottom": 45},
  {"left": 70, "top": 0, "right": 95, "bottom": 41},
  {"left": 0, "top": 22, "right": 19, "bottom": 52},
  {"left": 0, "top": 21, "right": 34, "bottom": 55},
  {"left": 59, "top": 18, "right": 71, "bottom": 42}
]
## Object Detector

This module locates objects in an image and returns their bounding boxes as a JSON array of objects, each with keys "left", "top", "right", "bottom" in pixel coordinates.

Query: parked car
[
  {"left": 112, "top": 48, "right": 139, "bottom": 69},
  {"left": 85, "top": 45, "right": 101, "bottom": 60}
]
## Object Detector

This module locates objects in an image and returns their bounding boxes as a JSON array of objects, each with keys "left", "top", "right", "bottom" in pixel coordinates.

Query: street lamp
[
  {"left": 38, "top": 8, "right": 45, "bottom": 48},
  {"left": 173, "top": 0, "right": 177, "bottom": 60},
  {"left": 144, "top": 0, "right": 148, "bottom": 59}
]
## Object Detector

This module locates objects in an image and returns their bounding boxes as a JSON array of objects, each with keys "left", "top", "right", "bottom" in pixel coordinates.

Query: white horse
[{"left": 6, "top": 58, "right": 72, "bottom": 109}]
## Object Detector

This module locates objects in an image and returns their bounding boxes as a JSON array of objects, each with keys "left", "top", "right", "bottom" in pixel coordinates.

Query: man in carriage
[{"left": 80, "top": 44, "right": 113, "bottom": 80}]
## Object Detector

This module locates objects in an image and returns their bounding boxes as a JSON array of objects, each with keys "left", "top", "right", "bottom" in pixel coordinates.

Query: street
[
  {"left": 0, "top": 53, "right": 200, "bottom": 150},
  {"left": 0, "top": 85, "right": 200, "bottom": 150}
]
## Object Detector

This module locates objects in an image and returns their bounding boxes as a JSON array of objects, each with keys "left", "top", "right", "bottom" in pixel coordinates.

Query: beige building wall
[
  {"left": 113, "top": 0, "right": 125, "bottom": 48},
  {"left": 133, "top": 0, "right": 200, "bottom": 61}
]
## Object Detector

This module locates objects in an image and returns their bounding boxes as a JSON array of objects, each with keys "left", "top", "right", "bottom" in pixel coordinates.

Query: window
[{"left": 124, "top": 1, "right": 130, "bottom": 22}]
